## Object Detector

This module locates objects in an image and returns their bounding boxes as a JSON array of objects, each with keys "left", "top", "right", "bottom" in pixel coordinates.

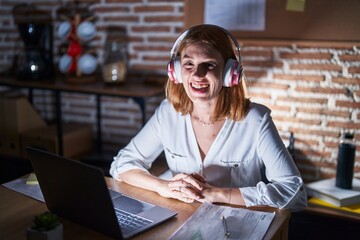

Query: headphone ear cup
[
  {"left": 173, "top": 57, "right": 182, "bottom": 83},
  {"left": 167, "top": 56, "right": 182, "bottom": 83},
  {"left": 167, "top": 59, "right": 177, "bottom": 82},
  {"left": 223, "top": 58, "right": 242, "bottom": 87}
]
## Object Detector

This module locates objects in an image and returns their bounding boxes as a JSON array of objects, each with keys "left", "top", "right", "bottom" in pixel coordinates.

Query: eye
[
  {"left": 183, "top": 61, "right": 194, "bottom": 69},
  {"left": 207, "top": 63, "right": 216, "bottom": 69}
]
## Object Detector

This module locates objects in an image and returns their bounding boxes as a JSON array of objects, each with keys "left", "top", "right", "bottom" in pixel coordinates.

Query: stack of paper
[{"left": 169, "top": 202, "right": 275, "bottom": 240}]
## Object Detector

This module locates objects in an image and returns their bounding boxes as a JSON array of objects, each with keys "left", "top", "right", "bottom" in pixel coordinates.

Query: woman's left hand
[
  {"left": 168, "top": 173, "right": 206, "bottom": 202},
  {"left": 195, "top": 183, "right": 225, "bottom": 204}
]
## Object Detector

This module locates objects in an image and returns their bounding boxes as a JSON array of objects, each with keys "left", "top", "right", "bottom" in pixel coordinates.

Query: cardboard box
[
  {"left": 0, "top": 92, "right": 46, "bottom": 157},
  {"left": 21, "top": 123, "right": 93, "bottom": 158}
]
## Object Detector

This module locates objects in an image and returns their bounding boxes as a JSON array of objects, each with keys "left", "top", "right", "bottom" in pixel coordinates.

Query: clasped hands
[{"left": 167, "top": 172, "right": 212, "bottom": 203}]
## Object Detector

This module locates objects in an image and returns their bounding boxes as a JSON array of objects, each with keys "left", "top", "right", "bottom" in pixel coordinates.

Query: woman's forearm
[
  {"left": 118, "top": 169, "right": 168, "bottom": 193},
  {"left": 119, "top": 169, "right": 198, "bottom": 203}
]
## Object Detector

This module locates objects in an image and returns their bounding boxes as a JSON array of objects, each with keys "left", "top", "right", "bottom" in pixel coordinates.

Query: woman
[{"left": 110, "top": 24, "right": 307, "bottom": 211}]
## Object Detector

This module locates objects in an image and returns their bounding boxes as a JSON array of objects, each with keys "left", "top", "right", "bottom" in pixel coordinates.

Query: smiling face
[{"left": 180, "top": 43, "right": 225, "bottom": 105}]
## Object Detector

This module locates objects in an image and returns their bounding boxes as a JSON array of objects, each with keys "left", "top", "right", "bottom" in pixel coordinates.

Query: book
[
  {"left": 306, "top": 178, "right": 360, "bottom": 207},
  {"left": 309, "top": 198, "right": 360, "bottom": 215}
]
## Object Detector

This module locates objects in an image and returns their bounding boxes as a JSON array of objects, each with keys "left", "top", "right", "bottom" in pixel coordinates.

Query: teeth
[{"left": 192, "top": 82, "right": 209, "bottom": 89}]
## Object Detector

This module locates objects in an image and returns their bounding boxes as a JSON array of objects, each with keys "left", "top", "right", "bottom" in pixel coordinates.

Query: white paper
[
  {"left": 204, "top": 0, "right": 266, "bottom": 31},
  {"left": 169, "top": 202, "right": 275, "bottom": 240},
  {"left": 2, "top": 177, "right": 44, "bottom": 202}
]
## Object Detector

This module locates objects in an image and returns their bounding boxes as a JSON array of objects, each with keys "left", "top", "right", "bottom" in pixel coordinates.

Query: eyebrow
[{"left": 182, "top": 54, "right": 218, "bottom": 62}]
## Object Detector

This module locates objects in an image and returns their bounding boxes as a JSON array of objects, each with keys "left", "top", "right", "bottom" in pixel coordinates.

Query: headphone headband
[{"left": 170, "top": 24, "right": 241, "bottom": 62}]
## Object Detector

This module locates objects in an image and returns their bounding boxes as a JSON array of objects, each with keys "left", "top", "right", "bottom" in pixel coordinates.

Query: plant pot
[{"left": 26, "top": 224, "right": 63, "bottom": 240}]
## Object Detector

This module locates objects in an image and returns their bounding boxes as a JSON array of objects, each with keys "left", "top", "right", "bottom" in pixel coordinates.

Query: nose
[{"left": 193, "top": 63, "right": 207, "bottom": 78}]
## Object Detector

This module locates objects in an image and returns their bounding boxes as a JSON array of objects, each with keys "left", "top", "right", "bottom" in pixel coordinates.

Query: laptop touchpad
[{"left": 112, "top": 195, "right": 154, "bottom": 214}]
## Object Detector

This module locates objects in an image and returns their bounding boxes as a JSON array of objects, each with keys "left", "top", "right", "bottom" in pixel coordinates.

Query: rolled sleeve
[{"left": 241, "top": 176, "right": 307, "bottom": 211}]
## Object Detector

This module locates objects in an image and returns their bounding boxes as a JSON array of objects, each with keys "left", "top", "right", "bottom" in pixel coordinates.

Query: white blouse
[{"left": 110, "top": 99, "right": 307, "bottom": 211}]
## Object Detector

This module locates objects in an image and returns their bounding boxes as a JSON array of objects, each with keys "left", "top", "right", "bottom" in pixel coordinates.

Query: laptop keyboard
[{"left": 115, "top": 208, "right": 153, "bottom": 234}]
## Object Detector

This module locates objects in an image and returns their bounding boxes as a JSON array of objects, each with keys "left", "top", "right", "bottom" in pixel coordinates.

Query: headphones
[{"left": 167, "top": 24, "right": 243, "bottom": 87}]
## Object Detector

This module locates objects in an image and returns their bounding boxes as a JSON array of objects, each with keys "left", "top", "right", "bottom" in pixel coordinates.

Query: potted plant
[{"left": 26, "top": 211, "right": 63, "bottom": 240}]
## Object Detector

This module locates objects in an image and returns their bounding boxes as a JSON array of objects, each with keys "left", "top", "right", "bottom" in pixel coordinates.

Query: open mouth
[{"left": 191, "top": 82, "right": 209, "bottom": 92}]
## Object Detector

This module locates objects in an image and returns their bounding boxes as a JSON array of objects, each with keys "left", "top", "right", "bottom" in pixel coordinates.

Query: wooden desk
[
  {"left": 0, "top": 177, "right": 291, "bottom": 240},
  {"left": 0, "top": 76, "right": 165, "bottom": 155}
]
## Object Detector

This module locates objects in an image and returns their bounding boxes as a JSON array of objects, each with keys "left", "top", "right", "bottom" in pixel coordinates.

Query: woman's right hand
[{"left": 164, "top": 173, "right": 207, "bottom": 203}]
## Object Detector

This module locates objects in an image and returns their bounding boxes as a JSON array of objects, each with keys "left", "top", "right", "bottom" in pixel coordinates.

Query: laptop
[{"left": 26, "top": 147, "right": 177, "bottom": 239}]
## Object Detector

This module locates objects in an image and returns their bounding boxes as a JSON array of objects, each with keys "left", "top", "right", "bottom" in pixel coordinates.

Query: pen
[{"left": 221, "top": 216, "right": 230, "bottom": 238}]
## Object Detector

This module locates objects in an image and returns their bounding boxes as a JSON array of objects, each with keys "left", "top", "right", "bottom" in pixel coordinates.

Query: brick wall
[
  {"left": 0, "top": 0, "right": 359, "bottom": 182},
  {"left": 241, "top": 40, "right": 360, "bottom": 181}
]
